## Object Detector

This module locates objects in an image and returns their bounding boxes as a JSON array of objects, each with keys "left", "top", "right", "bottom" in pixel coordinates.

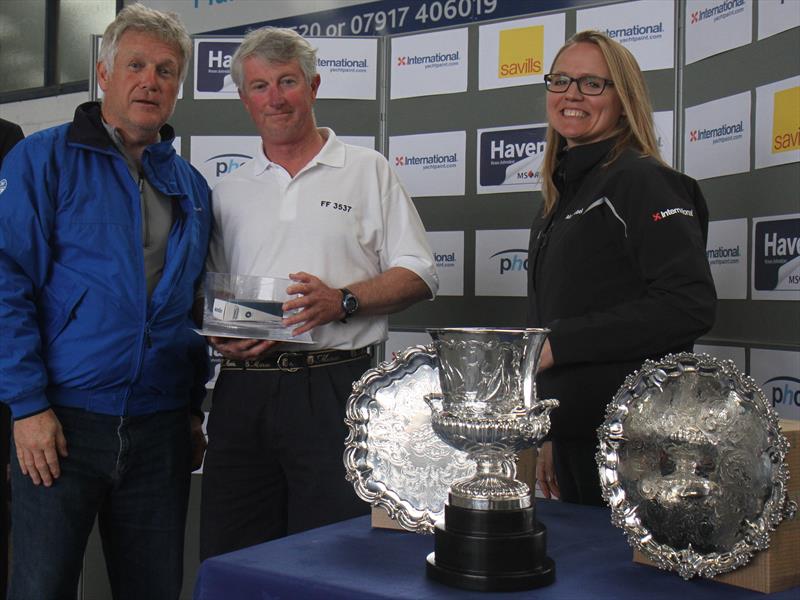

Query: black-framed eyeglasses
[{"left": 544, "top": 74, "right": 614, "bottom": 96}]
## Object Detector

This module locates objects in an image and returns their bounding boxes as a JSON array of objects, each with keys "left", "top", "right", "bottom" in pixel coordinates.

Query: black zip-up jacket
[{"left": 527, "top": 138, "right": 716, "bottom": 442}]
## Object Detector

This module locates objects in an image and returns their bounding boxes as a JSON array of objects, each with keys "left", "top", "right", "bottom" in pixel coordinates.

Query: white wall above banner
[
  {"left": 478, "top": 12, "right": 566, "bottom": 90},
  {"left": 685, "top": 0, "right": 753, "bottom": 65},
  {"left": 426, "top": 230, "right": 465, "bottom": 296},
  {"left": 751, "top": 213, "right": 800, "bottom": 301},
  {"left": 707, "top": 218, "right": 748, "bottom": 299},
  {"left": 684, "top": 91, "right": 751, "bottom": 180},
  {"left": 475, "top": 123, "right": 548, "bottom": 194},
  {"left": 576, "top": 0, "right": 675, "bottom": 71},
  {"left": 388, "top": 130, "right": 466, "bottom": 197},
  {"left": 190, "top": 136, "right": 261, "bottom": 187},
  {"left": 757, "top": 0, "right": 800, "bottom": 40},
  {"left": 755, "top": 76, "right": 800, "bottom": 170},
  {"left": 311, "top": 37, "right": 378, "bottom": 100},
  {"left": 390, "top": 27, "right": 468, "bottom": 99},
  {"left": 474, "top": 229, "right": 530, "bottom": 297}
]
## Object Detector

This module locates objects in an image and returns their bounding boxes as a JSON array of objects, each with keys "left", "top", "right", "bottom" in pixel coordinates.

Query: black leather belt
[{"left": 220, "top": 347, "right": 371, "bottom": 373}]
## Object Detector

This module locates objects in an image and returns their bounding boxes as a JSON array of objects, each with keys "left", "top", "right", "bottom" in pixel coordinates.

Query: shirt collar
[{"left": 252, "top": 127, "right": 345, "bottom": 176}]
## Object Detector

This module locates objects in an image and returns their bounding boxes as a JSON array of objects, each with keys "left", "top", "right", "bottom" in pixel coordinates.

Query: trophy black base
[{"left": 425, "top": 502, "right": 555, "bottom": 592}]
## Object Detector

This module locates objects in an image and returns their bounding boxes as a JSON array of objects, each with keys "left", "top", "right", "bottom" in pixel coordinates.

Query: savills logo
[
  {"left": 498, "top": 26, "right": 543, "bottom": 78},
  {"left": 772, "top": 86, "right": 800, "bottom": 154},
  {"left": 690, "top": 0, "right": 746, "bottom": 24}
]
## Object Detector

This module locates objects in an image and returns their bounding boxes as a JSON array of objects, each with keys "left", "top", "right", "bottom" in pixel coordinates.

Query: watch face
[{"left": 344, "top": 294, "right": 358, "bottom": 314}]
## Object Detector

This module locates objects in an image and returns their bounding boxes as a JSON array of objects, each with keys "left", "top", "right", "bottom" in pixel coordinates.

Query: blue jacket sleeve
[{"left": 0, "top": 136, "right": 58, "bottom": 418}]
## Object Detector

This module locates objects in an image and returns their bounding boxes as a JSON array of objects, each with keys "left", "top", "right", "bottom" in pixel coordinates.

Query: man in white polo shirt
[{"left": 199, "top": 26, "right": 438, "bottom": 559}]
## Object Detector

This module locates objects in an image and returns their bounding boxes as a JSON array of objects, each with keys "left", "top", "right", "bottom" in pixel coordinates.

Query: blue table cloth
[{"left": 194, "top": 499, "right": 798, "bottom": 599}]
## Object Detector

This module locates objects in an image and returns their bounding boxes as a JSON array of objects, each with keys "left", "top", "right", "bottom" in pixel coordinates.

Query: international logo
[
  {"left": 0, "top": 179, "right": 6, "bottom": 195},
  {"left": 196, "top": 41, "right": 239, "bottom": 93},
  {"left": 753, "top": 217, "right": 800, "bottom": 291},
  {"left": 498, "top": 26, "right": 544, "bottom": 78},
  {"left": 479, "top": 126, "right": 547, "bottom": 187},
  {"left": 317, "top": 57, "right": 368, "bottom": 73},
  {"left": 772, "top": 85, "right": 800, "bottom": 154},
  {"left": 205, "top": 153, "right": 252, "bottom": 178},
  {"left": 396, "top": 51, "right": 460, "bottom": 70},
  {"left": 706, "top": 244, "right": 742, "bottom": 266},
  {"left": 434, "top": 252, "right": 457, "bottom": 269},
  {"left": 604, "top": 21, "right": 664, "bottom": 43},
  {"left": 393, "top": 153, "right": 458, "bottom": 171},
  {"left": 690, "top": 0, "right": 746, "bottom": 24},
  {"left": 652, "top": 207, "right": 694, "bottom": 222},
  {"left": 689, "top": 121, "right": 744, "bottom": 144},
  {"left": 490, "top": 249, "right": 528, "bottom": 274},
  {"left": 763, "top": 376, "right": 800, "bottom": 411}
]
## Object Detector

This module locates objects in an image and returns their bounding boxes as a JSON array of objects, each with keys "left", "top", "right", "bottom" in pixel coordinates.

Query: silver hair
[
  {"left": 230, "top": 27, "right": 317, "bottom": 88},
  {"left": 98, "top": 3, "right": 192, "bottom": 84}
]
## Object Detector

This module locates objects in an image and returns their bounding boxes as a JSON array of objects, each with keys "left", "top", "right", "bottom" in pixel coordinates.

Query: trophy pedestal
[{"left": 425, "top": 502, "right": 555, "bottom": 592}]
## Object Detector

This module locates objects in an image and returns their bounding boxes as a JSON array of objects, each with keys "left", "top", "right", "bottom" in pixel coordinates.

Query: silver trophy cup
[{"left": 424, "top": 327, "right": 558, "bottom": 591}]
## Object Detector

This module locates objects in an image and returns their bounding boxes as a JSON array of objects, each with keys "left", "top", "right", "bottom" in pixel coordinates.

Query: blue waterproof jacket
[{"left": 0, "top": 102, "right": 211, "bottom": 420}]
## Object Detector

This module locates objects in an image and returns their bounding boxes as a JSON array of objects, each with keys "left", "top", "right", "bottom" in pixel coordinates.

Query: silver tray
[
  {"left": 344, "top": 345, "right": 475, "bottom": 534},
  {"left": 597, "top": 352, "right": 796, "bottom": 579}
]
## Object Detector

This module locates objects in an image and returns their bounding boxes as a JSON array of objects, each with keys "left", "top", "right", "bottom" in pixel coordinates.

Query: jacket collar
[{"left": 555, "top": 137, "right": 617, "bottom": 185}]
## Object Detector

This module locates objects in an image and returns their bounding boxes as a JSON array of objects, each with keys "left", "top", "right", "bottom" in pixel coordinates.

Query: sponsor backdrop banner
[
  {"left": 388, "top": 130, "right": 466, "bottom": 197},
  {"left": 194, "top": 37, "right": 242, "bottom": 100},
  {"left": 757, "top": 0, "right": 800, "bottom": 40},
  {"left": 476, "top": 124, "right": 548, "bottom": 194},
  {"left": 685, "top": 0, "right": 752, "bottom": 65},
  {"left": 386, "top": 329, "right": 432, "bottom": 360},
  {"left": 312, "top": 37, "right": 378, "bottom": 99},
  {"left": 190, "top": 136, "right": 260, "bottom": 187},
  {"left": 576, "top": 0, "right": 674, "bottom": 71},
  {"left": 474, "top": 229, "right": 529, "bottom": 297},
  {"left": 390, "top": 28, "right": 468, "bottom": 99},
  {"left": 684, "top": 91, "right": 751, "bottom": 180},
  {"left": 750, "top": 348, "right": 800, "bottom": 421},
  {"left": 694, "top": 343, "right": 746, "bottom": 372},
  {"left": 707, "top": 218, "right": 748, "bottom": 299},
  {"left": 653, "top": 110, "right": 674, "bottom": 167},
  {"left": 755, "top": 75, "right": 800, "bottom": 170},
  {"left": 751, "top": 213, "right": 800, "bottom": 301},
  {"left": 478, "top": 13, "right": 566, "bottom": 90},
  {"left": 426, "top": 231, "right": 465, "bottom": 296}
]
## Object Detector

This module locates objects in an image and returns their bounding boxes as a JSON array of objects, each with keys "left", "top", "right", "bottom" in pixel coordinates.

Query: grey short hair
[
  {"left": 99, "top": 3, "right": 192, "bottom": 84},
  {"left": 231, "top": 27, "right": 317, "bottom": 89}
]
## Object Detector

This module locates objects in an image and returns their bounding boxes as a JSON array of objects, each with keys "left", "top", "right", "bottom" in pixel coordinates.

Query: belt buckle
[{"left": 277, "top": 352, "right": 303, "bottom": 373}]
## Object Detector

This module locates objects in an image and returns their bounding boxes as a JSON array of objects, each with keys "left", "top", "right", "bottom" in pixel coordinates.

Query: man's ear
[
  {"left": 310, "top": 74, "right": 321, "bottom": 100},
  {"left": 97, "top": 61, "right": 110, "bottom": 93}
]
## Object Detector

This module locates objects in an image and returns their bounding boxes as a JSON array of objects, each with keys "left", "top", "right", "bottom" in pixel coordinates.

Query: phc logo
[
  {"left": 490, "top": 249, "right": 528, "bottom": 274},
  {"left": 397, "top": 56, "right": 407, "bottom": 67},
  {"left": 205, "top": 153, "right": 251, "bottom": 178},
  {"left": 395, "top": 156, "right": 405, "bottom": 166},
  {"left": 764, "top": 376, "right": 800, "bottom": 410},
  {"left": 689, "top": 130, "right": 698, "bottom": 142}
]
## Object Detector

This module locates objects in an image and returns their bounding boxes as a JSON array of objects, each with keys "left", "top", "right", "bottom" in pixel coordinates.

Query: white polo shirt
[{"left": 209, "top": 128, "right": 438, "bottom": 351}]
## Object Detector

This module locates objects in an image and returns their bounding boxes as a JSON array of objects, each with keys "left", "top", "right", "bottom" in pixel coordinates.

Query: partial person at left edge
[{"left": 0, "top": 4, "right": 211, "bottom": 600}]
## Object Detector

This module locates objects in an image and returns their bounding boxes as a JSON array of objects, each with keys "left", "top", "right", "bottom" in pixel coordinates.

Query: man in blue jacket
[{"left": 0, "top": 5, "right": 211, "bottom": 599}]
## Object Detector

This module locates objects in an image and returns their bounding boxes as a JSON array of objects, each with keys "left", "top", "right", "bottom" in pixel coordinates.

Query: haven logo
[
  {"left": 652, "top": 207, "right": 694, "bottom": 222},
  {"left": 772, "top": 86, "right": 800, "bottom": 154},
  {"left": 690, "top": 0, "right": 746, "bottom": 24},
  {"left": 479, "top": 126, "right": 547, "bottom": 187},
  {"left": 490, "top": 249, "right": 528, "bottom": 274},
  {"left": 196, "top": 41, "right": 239, "bottom": 92},
  {"left": 396, "top": 51, "right": 460, "bottom": 69},
  {"left": 498, "top": 26, "right": 543, "bottom": 78},
  {"left": 205, "top": 153, "right": 252, "bottom": 178},
  {"left": 689, "top": 121, "right": 744, "bottom": 144},
  {"left": 394, "top": 153, "right": 457, "bottom": 171},
  {"left": 754, "top": 217, "right": 800, "bottom": 291},
  {"left": 764, "top": 376, "right": 800, "bottom": 410}
]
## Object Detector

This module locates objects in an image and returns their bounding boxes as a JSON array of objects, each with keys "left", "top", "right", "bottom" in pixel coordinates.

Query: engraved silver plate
[
  {"left": 598, "top": 352, "right": 796, "bottom": 579},
  {"left": 344, "top": 345, "right": 475, "bottom": 534}
]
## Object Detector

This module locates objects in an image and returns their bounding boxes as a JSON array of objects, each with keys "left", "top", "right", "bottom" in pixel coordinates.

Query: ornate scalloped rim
[{"left": 597, "top": 352, "right": 796, "bottom": 580}]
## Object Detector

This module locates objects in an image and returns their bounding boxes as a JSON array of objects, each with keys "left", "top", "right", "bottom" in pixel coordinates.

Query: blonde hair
[{"left": 541, "top": 30, "right": 665, "bottom": 215}]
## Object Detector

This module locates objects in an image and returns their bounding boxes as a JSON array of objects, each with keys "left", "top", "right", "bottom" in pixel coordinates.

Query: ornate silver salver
[
  {"left": 598, "top": 353, "right": 796, "bottom": 579},
  {"left": 344, "top": 345, "right": 474, "bottom": 533}
]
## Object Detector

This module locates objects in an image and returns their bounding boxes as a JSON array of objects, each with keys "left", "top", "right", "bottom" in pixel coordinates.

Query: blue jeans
[{"left": 9, "top": 406, "right": 192, "bottom": 600}]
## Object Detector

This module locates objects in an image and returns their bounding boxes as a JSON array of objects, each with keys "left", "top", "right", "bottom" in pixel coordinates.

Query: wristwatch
[{"left": 340, "top": 288, "right": 359, "bottom": 322}]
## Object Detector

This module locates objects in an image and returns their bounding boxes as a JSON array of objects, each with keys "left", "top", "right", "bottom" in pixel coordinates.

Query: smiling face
[
  {"left": 546, "top": 42, "right": 623, "bottom": 148},
  {"left": 238, "top": 56, "right": 320, "bottom": 149},
  {"left": 97, "top": 29, "right": 182, "bottom": 146}
]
